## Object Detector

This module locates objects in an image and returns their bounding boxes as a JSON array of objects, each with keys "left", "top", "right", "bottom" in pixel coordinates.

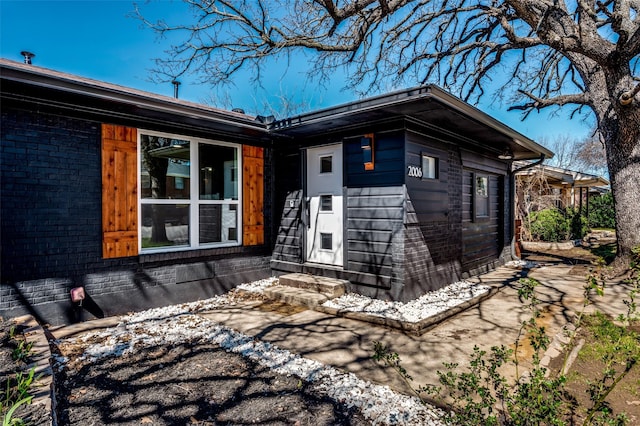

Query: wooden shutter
[
  {"left": 102, "top": 124, "right": 138, "bottom": 258},
  {"left": 242, "top": 145, "right": 264, "bottom": 245}
]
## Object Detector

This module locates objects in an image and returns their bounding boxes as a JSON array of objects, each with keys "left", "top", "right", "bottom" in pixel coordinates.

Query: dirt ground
[
  {"left": 545, "top": 319, "right": 640, "bottom": 424},
  {"left": 0, "top": 319, "right": 49, "bottom": 425},
  {"left": 521, "top": 242, "right": 640, "bottom": 424},
  {"left": 52, "top": 340, "right": 369, "bottom": 425}
]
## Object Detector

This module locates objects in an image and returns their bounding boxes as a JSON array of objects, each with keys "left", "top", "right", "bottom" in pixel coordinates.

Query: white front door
[{"left": 306, "top": 144, "right": 343, "bottom": 266}]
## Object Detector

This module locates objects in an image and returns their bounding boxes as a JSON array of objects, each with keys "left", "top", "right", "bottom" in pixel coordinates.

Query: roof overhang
[
  {"left": 271, "top": 85, "right": 553, "bottom": 161},
  {"left": 514, "top": 161, "right": 609, "bottom": 187},
  {"left": 0, "top": 59, "right": 553, "bottom": 160},
  {"left": 0, "top": 59, "right": 268, "bottom": 138}
]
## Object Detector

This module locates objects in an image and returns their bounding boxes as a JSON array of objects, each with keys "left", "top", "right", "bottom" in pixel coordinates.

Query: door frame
[{"left": 302, "top": 143, "right": 345, "bottom": 267}]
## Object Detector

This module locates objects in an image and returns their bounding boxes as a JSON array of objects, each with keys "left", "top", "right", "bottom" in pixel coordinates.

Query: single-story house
[
  {"left": 514, "top": 161, "right": 609, "bottom": 221},
  {"left": 1, "top": 58, "right": 552, "bottom": 324}
]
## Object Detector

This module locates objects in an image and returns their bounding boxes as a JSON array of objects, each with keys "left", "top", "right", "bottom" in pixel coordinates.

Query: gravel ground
[
  {"left": 51, "top": 277, "right": 458, "bottom": 425},
  {"left": 322, "top": 281, "right": 491, "bottom": 322},
  {"left": 4, "top": 274, "right": 507, "bottom": 425}
]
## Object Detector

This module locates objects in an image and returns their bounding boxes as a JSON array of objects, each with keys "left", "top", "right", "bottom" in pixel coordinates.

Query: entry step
[
  {"left": 264, "top": 286, "right": 330, "bottom": 308},
  {"left": 277, "top": 273, "right": 347, "bottom": 298}
]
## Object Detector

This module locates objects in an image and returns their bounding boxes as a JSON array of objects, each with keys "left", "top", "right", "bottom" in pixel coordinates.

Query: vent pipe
[
  {"left": 20, "top": 51, "right": 35, "bottom": 64},
  {"left": 171, "top": 80, "right": 181, "bottom": 99}
]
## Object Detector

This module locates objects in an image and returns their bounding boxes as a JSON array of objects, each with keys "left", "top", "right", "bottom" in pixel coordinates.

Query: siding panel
[
  {"left": 345, "top": 186, "right": 403, "bottom": 284},
  {"left": 461, "top": 170, "right": 502, "bottom": 269}
]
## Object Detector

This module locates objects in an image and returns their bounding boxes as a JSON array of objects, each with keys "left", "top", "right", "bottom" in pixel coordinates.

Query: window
[
  {"left": 421, "top": 155, "right": 439, "bottom": 179},
  {"left": 320, "top": 155, "right": 333, "bottom": 174},
  {"left": 320, "top": 195, "right": 333, "bottom": 212},
  {"left": 320, "top": 233, "right": 332, "bottom": 250},
  {"left": 139, "top": 131, "right": 240, "bottom": 251},
  {"left": 474, "top": 174, "right": 490, "bottom": 220}
]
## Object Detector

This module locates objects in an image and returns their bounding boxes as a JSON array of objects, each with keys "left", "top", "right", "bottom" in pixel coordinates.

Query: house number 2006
[{"left": 407, "top": 166, "right": 423, "bottom": 178}]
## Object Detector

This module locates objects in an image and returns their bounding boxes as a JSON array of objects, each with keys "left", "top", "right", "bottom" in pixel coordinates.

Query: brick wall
[
  {"left": 398, "top": 146, "right": 464, "bottom": 300},
  {"left": 1, "top": 109, "right": 272, "bottom": 325}
]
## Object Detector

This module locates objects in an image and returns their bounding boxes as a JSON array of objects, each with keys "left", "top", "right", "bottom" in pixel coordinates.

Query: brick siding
[{"left": 1, "top": 109, "right": 272, "bottom": 324}]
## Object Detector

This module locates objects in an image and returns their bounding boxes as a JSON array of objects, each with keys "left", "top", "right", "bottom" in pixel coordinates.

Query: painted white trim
[{"left": 137, "top": 129, "right": 242, "bottom": 253}]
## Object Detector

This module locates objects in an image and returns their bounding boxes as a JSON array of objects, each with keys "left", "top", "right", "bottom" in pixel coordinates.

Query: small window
[
  {"left": 320, "top": 195, "right": 332, "bottom": 212},
  {"left": 320, "top": 155, "right": 333, "bottom": 174},
  {"left": 474, "top": 174, "right": 490, "bottom": 220},
  {"left": 320, "top": 233, "right": 332, "bottom": 250},
  {"left": 421, "top": 155, "right": 439, "bottom": 179}
]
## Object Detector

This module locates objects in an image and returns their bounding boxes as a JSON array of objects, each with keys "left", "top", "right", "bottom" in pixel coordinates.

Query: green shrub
[
  {"left": 566, "top": 207, "right": 589, "bottom": 240},
  {"left": 528, "top": 208, "right": 571, "bottom": 242},
  {"left": 589, "top": 192, "right": 615, "bottom": 229}
]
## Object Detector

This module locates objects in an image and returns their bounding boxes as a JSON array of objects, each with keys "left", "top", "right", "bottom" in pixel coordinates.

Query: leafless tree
[
  {"left": 136, "top": 0, "right": 640, "bottom": 263},
  {"left": 516, "top": 169, "right": 561, "bottom": 241},
  {"left": 544, "top": 133, "right": 609, "bottom": 176},
  {"left": 541, "top": 135, "right": 582, "bottom": 169},
  {"left": 574, "top": 134, "right": 609, "bottom": 177}
]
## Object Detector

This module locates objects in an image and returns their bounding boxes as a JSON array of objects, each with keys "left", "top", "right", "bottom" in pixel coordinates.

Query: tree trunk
[
  {"left": 150, "top": 159, "right": 169, "bottom": 244},
  {"left": 599, "top": 111, "right": 640, "bottom": 263}
]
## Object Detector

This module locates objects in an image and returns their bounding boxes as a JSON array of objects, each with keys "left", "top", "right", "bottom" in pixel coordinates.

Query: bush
[
  {"left": 528, "top": 208, "right": 571, "bottom": 242},
  {"left": 589, "top": 192, "right": 615, "bottom": 229},
  {"left": 566, "top": 207, "right": 589, "bottom": 240}
]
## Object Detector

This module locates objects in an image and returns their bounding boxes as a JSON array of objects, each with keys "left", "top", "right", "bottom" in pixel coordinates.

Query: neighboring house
[
  {"left": 1, "top": 59, "right": 552, "bottom": 324},
  {"left": 514, "top": 161, "right": 610, "bottom": 221}
]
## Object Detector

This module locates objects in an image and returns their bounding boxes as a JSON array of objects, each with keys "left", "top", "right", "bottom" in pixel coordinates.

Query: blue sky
[{"left": 1, "top": 0, "right": 596, "bottom": 146}]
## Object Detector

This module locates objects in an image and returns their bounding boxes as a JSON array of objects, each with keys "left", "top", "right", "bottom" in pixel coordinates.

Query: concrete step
[
  {"left": 263, "top": 285, "right": 330, "bottom": 308},
  {"left": 278, "top": 273, "right": 347, "bottom": 298}
]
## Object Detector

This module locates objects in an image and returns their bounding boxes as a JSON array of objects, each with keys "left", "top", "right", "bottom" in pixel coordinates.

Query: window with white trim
[
  {"left": 421, "top": 154, "right": 439, "bottom": 180},
  {"left": 139, "top": 131, "right": 241, "bottom": 251}
]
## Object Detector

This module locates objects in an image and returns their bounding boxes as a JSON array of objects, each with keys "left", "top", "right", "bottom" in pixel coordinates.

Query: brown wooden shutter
[
  {"left": 102, "top": 124, "right": 138, "bottom": 258},
  {"left": 242, "top": 145, "right": 264, "bottom": 245}
]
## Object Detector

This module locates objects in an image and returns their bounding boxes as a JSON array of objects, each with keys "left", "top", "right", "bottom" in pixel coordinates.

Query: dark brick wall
[
  {"left": 1, "top": 110, "right": 103, "bottom": 283},
  {"left": 1, "top": 109, "right": 272, "bottom": 325}
]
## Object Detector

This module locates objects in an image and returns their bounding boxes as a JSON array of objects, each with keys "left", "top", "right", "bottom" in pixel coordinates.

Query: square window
[
  {"left": 320, "top": 195, "right": 332, "bottom": 212},
  {"left": 320, "top": 155, "right": 332, "bottom": 174},
  {"left": 421, "top": 155, "right": 438, "bottom": 179},
  {"left": 140, "top": 135, "right": 190, "bottom": 200},
  {"left": 141, "top": 204, "right": 190, "bottom": 248},
  {"left": 200, "top": 145, "right": 238, "bottom": 200},
  {"left": 320, "top": 233, "right": 332, "bottom": 250}
]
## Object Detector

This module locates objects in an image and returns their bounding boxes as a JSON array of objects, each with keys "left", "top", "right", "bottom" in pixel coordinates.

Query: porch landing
[{"left": 264, "top": 273, "right": 347, "bottom": 308}]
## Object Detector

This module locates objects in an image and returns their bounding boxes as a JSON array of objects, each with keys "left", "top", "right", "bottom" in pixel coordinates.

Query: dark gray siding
[
  {"left": 401, "top": 131, "right": 464, "bottom": 300},
  {"left": 461, "top": 171, "right": 503, "bottom": 271},
  {"left": 459, "top": 149, "right": 510, "bottom": 273},
  {"left": 271, "top": 149, "right": 304, "bottom": 270},
  {"left": 404, "top": 137, "right": 449, "bottom": 222},
  {"left": 345, "top": 130, "right": 404, "bottom": 187},
  {"left": 345, "top": 186, "right": 404, "bottom": 287}
]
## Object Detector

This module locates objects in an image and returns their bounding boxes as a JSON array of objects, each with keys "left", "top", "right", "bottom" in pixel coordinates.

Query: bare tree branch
[{"left": 134, "top": 0, "right": 640, "bottom": 259}]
